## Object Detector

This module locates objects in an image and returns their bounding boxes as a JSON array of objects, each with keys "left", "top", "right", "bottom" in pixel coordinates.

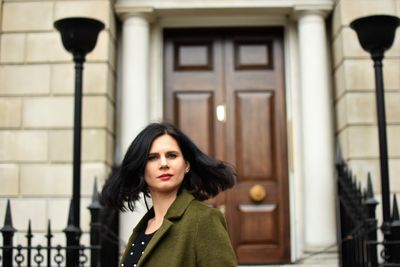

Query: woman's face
[{"left": 144, "top": 134, "right": 189, "bottom": 196}]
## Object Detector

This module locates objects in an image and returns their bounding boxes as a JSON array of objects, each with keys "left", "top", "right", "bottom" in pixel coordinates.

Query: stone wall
[
  {"left": 0, "top": 0, "right": 117, "bottom": 244},
  {"left": 332, "top": 0, "right": 400, "bottom": 195}
]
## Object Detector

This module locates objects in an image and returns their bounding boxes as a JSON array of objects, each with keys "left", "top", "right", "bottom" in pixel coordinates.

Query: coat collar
[
  {"left": 164, "top": 190, "right": 195, "bottom": 220},
  {"left": 123, "top": 190, "right": 195, "bottom": 266},
  {"left": 137, "top": 190, "right": 195, "bottom": 266}
]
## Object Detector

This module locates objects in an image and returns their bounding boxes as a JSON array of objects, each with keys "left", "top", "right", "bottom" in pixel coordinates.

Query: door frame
[{"left": 147, "top": 14, "right": 303, "bottom": 262}]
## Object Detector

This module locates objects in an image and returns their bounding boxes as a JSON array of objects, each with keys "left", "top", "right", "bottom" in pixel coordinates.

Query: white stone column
[
  {"left": 117, "top": 14, "right": 151, "bottom": 245},
  {"left": 119, "top": 14, "right": 150, "bottom": 156},
  {"left": 297, "top": 11, "right": 336, "bottom": 249}
]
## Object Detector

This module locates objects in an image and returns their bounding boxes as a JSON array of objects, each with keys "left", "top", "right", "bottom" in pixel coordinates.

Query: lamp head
[
  {"left": 54, "top": 17, "right": 105, "bottom": 59},
  {"left": 350, "top": 15, "right": 400, "bottom": 55}
]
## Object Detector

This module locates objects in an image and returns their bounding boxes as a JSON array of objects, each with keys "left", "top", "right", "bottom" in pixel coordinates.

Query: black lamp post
[
  {"left": 350, "top": 14, "right": 400, "bottom": 258},
  {"left": 54, "top": 17, "right": 104, "bottom": 229},
  {"left": 54, "top": 17, "right": 104, "bottom": 266}
]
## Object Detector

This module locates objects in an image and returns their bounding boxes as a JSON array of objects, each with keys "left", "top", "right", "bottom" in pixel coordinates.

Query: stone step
[{"left": 239, "top": 251, "right": 339, "bottom": 267}]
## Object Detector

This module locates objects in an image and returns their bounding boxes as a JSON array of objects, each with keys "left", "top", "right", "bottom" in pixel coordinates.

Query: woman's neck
[
  {"left": 152, "top": 191, "right": 177, "bottom": 219},
  {"left": 145, "top": 190, "right": 178, "bottom": 233}
]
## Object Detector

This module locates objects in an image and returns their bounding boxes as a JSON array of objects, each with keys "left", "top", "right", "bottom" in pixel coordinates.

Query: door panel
[
  {"left": 235, "top": 91, "right": 274, "bottom": 180},
  {"left": 164, "top": 28, "right": 290, "bottom": 264},
  {"left": 174, "top": 92, "right": 214, "bottom": 155},
  {"left": 234, "top": 41, "right": 273, "bottom": 70},
  {"left": 174, "top": 42, "right": 213, "bottom": 70}
]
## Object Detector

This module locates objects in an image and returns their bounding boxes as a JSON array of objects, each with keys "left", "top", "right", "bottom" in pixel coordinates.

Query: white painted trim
[
  {"left": 115, "top": 0, "right": 334, "bottom": 17},
  {"left": 149, "top": 24, "right": 164, "bottom": 122},
  {"left": 116, "top": 0, "right": 333, "bottom": 7},
  {"left": 160, "top": 15, "right": 287, "bottom": 27},
  {"left": 284, "top": 20, "right": 304, "bottom": 262}
]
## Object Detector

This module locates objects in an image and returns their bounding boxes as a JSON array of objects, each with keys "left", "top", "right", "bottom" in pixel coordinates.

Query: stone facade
[
  {"left": 0, "top": 0, "right": 117, "bottom": 241},
  {"left": 332, "top": 0, "right": 400, "bottom": 193}
]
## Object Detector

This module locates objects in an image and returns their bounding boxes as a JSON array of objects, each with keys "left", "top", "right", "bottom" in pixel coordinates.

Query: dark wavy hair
[{"left": 101, "top": 122, "right": 236, "bottom": 211}]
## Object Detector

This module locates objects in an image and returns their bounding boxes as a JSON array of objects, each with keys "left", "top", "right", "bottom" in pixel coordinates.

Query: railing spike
[
  {"left": 89, "top": 177, "right": 103, "bottom": 210},
  {"left": 367, "top": 173, "right": 375, "bottom": 198},
  {"left": 92, "top": 176, "right": 99, "bottom": 202},
  {"left": 392, "top": 195, "right": 399, "bottom": 221},
  {"left": 1, "top": 199, "right": 16, "bottom": 233},
  {"left": 26, "top": 219, "right": 33, "bottom": 238},
  {"left": 4, "top": 199, "right": 13, "bottom": 225},
  {"left": 67, "top": 199, "right": 75, "bottom": 227},
  {"left": 88, "top": 177, "right": 102, "bottom": 267},
  {"left": 46, "top": 219, "right": 53, "bottom": 238},
  {"left": 0, "top": 199, "right": 16, "bottom": 267}
]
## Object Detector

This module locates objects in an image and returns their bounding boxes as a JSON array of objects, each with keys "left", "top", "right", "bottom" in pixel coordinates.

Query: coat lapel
[{"left": 137, "top": 190, "right": 194, "bottom": 266}]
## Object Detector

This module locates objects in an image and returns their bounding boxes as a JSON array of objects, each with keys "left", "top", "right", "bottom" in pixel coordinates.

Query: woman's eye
[
  {"left": 147, "top": 155, "right": 158, "bottom": 161},
  {"left": 167, "top": 153, "right": 177, "bottom": 159}
]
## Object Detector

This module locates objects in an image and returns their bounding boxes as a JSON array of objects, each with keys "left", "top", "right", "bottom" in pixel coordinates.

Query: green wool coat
[{"left": 120, "top": 190, "right": 237, "bottom": 267}]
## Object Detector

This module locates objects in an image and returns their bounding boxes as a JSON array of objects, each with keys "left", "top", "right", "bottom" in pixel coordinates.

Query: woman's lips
[{"left": 158, "top": 174, "right": 172, "bottom": 180}]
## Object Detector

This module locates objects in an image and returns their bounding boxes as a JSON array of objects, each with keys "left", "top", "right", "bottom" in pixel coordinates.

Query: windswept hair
[{"left": 101, "top": 122, "right": 236, "bottom": 211}]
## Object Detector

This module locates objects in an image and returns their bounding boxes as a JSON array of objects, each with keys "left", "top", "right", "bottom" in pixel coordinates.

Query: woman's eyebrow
[
  {"left": 148, "top": 150, "right": 180, "bottom": 154},
  {"left": 166, "top": 150, "right": 180, "bottom": 153}
]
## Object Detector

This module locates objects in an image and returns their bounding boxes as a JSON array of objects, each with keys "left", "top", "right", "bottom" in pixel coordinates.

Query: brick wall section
[
  {"left": 332, "top": 0, "right": 400, "bottom": 194},
  {"left": 0, "top": 0, "right": 116, "bottom": 238}
]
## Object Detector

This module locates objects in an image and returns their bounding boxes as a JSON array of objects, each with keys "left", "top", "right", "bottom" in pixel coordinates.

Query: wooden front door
[{"left": 164, "top": 28, "right": 290, "bottom": 264}]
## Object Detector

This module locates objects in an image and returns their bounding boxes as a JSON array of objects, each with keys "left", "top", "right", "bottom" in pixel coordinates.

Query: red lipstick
[{"left": 158, "top": 173, "right": 172, "bottom": 180}]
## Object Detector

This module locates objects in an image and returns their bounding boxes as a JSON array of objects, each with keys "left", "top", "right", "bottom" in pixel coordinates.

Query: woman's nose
[{"left": 159, "top": 156, "right": 168, "bottom": 168}]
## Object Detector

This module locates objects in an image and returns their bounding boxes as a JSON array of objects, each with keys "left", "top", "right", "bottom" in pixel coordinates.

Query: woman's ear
[{"left": 185, "top": 161, "right": 190, "bottom": 173}]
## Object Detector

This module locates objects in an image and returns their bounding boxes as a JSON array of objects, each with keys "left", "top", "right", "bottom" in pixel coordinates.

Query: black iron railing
[
  {"left": 336, "top": 155, "right": 400, "bottom": 267},
  {"left": 0, "top": 179, "right": 119, "bottom": 267}
]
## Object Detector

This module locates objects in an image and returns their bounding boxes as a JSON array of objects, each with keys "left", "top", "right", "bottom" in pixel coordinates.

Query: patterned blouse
[{"left": 120, "top": 229, "right": 155, "bottom": 267}]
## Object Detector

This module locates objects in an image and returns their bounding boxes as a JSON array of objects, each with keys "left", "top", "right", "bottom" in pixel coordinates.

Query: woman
[{"left": 101, "top": 122, "right": 237, "bottom": 267}]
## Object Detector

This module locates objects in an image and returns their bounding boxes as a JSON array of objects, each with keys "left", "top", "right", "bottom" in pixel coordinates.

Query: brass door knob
[{"left": 249, "top": 184, "right": 267, "bottom": 202}]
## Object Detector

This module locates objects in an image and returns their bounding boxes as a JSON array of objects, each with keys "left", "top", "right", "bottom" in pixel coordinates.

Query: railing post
[
  {"left": 46, "top": 220, "right": 53, "bottom": 267},
  {"left": 64, "top": 200, "right": 81, "bottom": 267},
  {"left": 387, "top": 195, "right": 400, "bottom": 263},
  {"left": 26, "top": 220, "right": 33, "bottom": 267},
  {"left": 88, "top": 178, "right": 103, "bottom": 267},
  {"left": 0, "top": 200, "right": 17, "bottom": 267},
  {"left": 364, "top": 174, "right": 378, "bottom": 267}
]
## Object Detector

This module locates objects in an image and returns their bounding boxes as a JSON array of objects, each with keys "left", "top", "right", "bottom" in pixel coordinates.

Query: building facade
[{"left": 0, "top": 0, "right": 399, "bottom": 265}]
